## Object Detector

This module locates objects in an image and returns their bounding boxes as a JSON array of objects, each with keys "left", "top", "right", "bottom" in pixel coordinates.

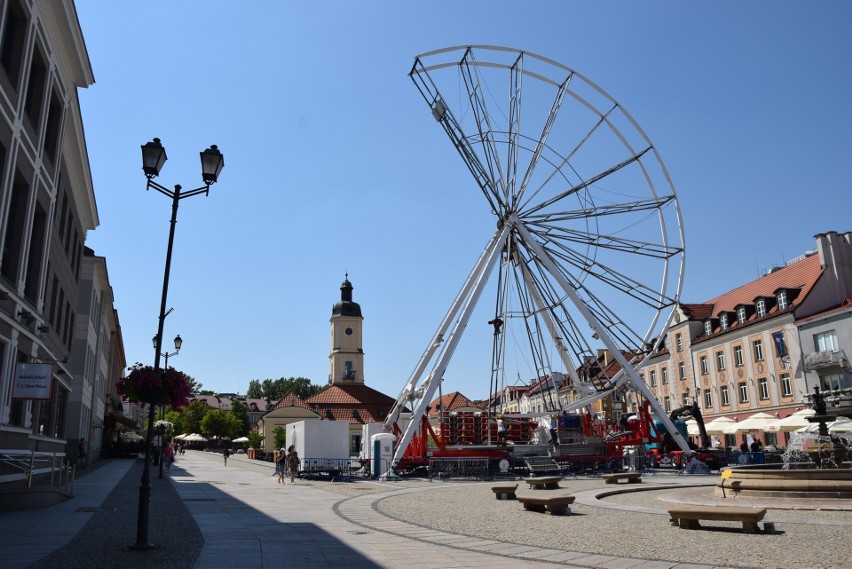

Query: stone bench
[
  {"left": 491, "top": 484, "right": 518, "bottom": 500},
  {"left": 602, "top": 471, "right": 642, "bottom": 484},
  {"left": 667, "top": 505, "right": 767, "bottom": 533},
  {"left": 524, "top": 475, "right": 562, "bottom": 489},
  {"left": 517, "top": 493, "right": 575, "bottom": 515}
]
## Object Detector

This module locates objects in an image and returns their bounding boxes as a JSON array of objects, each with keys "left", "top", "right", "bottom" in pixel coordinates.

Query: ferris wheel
[{"left": 385, "top": 46, "right": 688, "bottom": 465}]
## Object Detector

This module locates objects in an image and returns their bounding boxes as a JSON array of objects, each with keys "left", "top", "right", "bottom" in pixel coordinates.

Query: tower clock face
[{"left": 345, "top": 327, "right": 353, "bottom": 336}]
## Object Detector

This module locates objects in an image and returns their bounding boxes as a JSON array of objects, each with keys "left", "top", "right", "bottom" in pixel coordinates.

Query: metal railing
[{"left": 0, "top": 449, "right": 74, "bottom": 494}]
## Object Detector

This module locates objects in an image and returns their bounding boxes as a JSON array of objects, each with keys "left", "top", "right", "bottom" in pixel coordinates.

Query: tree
[
  {"left": 275, "top": 377, "right": 322, "bottom": 399},
  {"left": 201, "top": 408, "right": 241, "bottom": 440},
  {"left": 229, "top": 400, "right": 251, "bottom": 437},
  {"left": 184, "top": 374, "right": 203, "bottom": 394},
  {"left": 261, "top": 378, "right": 279, "bottom": 400},
  {"left": 182, "top": 400, "right": 208, "bottom": 434},
  {"left": 246, "top": 430, "right": 263, "bottom": 450},
  {"left": 273, "top": 426, "right": 287, "bottom": 451},
  {"left": 164, "top": 409, "right": 184, "bottom": 435},
  {"left": 246, "top": 379, "right": 262, "bottom": 399}
]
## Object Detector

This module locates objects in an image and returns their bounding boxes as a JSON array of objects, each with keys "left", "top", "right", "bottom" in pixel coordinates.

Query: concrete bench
[
  {"left": 524, "top": 475, "right": 562, "bottom": 489},
  {"left": 517, "top": 493, "right": 575, "bottom": 515},
  {"left": 491, "top": 484, "right": 518, "bottom": 500},
  {"left": 602, "top": 471, "right": 642, "bottom": 484},
  {"left": 667, "top": 505, "right": 767, "bottom": 533}
]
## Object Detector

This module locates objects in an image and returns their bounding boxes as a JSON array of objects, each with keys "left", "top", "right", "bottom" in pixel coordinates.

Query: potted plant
[
  {"left": 246, "top": 431, "right": 264, "bottom": 459},
  {"left": 117, "top": 363, "right": 191, "bottom": 408}
]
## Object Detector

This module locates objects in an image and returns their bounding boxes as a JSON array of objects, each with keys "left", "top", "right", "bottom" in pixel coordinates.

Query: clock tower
[{"left": 329, "top": 274, "right": 365, "bottom": 385}]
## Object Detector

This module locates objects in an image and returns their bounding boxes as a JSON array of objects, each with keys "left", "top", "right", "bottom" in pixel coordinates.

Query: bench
[
  {"left": 602, "top": 471, "right": 642, "bottom": 484},
  {"left": 667, "top": 505, "right": 767, "bottom": 534},
  {"left": 517, "top": 493, "right": 575, "bottom": 515},
  {"left": 524, "top": 475, "right": 562, "bottom": 489},
  {"left": 491, "top": 484, "right": 518, "bottom": 500}
]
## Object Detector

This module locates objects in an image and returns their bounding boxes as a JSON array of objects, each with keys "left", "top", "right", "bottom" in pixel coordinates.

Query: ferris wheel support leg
[
  {"left": 387, "top": 223, "right": 513, "bottom": 468},
  {"left": 512, "top": 217, "right": 692, "bottom": 455}
]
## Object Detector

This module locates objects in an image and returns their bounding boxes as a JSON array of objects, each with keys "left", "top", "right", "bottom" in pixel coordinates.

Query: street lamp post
[
  {"left": 132, "top": 139, "right": 224, "bottom": 550},
  {"left": 154, "top": 334, "right": 182, "bottom": 479}
]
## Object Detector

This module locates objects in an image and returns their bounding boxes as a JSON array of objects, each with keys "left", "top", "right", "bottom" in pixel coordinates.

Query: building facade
[{"left": 0, "top": 0, "right": 98, "bottom": 456}]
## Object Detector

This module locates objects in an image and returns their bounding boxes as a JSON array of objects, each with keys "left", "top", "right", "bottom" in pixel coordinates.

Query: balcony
[{"left": 804, "top": 350, "right": 848, "bottom": 371}]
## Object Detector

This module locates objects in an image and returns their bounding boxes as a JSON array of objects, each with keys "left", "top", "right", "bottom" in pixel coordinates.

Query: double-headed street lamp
[
  {"left": 132, "top": 139, "right": 224, "bottom": 551},
  {"left": 153, "top": 333, "right": 182, "bottom": 480}
]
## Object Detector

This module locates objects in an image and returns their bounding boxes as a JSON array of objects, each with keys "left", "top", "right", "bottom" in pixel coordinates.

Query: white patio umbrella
[
  {"left": 685, "top": 419, "right": 700, "bottom": 436},
  {"left": 121, "top": 431, "right": 144, "bottom": 442},
  {"left": 184, "top": 433, "right": 208, "bottom": 442},
  {"left": 767, "top": 408, "right": 815, "bottom": 433},
  {"left": 232, "top": 436, "right": 249, "bottom": 443},
  {"left": 704, "top": 416, "right": 737, "bottom": 435},
  {"left": 724, "top": 412, "right": 777, "bottom": 434},
  {"left": 173, "top": 433, "right": 189, "bottom": 440}
]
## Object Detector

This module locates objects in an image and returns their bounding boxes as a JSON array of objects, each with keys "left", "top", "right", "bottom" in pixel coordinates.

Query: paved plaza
[{"left": 1, "top": 451, "right": 850, "bottom": 569}]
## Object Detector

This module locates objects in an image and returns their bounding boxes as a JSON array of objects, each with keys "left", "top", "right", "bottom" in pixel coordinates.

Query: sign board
[{"left": 12, "top": 363, "right": 54, "bottom": 400}]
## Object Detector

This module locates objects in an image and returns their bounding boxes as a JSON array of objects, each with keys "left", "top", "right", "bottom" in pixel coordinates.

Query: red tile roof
[
  {"left": 305, "top": 385, "right": 398, "bottom": 425},
  {"left": 270, "top": 392, "right": 313, "bottom": 411},
  {"left": 704, "top": 253, "right": 822, "bottom": 315},
  {"left": 427, "top": 391, "right": 483, "bottom": 417}
]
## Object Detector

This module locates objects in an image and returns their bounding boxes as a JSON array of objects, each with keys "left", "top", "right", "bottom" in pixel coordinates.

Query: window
[
  {"left": 664, "top": 396, "right": 671, "bottom": 413},
  {"left": 758, "top": 378, "right": 769, "bottom": 400},
  {"left": 662, "top": 368, "right": 668, "bottom": 385},
  {"left": 737, "top": 307, "right": 747, "bottom": 324},
  {"left": 781, "top": 373, "right": 792, "bottom": 397},
  {"left": 716, "top": 351, "right": 725, "bottom": 371},
  {"left": 821, "top": 373, "right": 845, "bottom": 391},
  {"left": 753, "top": 339, "right": 764, "bottom": 361},
  {"left": 700, "top": 356, "right": 709, "bottom": 375},
  {"left": 738, "top": 382, "right": 749, "bottom": 404},
  {"left": 814, "top": 330, "right": 839, "bottom": 352},
  {"left": 777, "top": 291, "right": 788, "bottom": 310},
  {"left": 721, "top": 385, "right": 730, "bottom": 406},
  {"left": 703, "top": 389, "right": 712, "bottom": 408},
  {"left": 650, "top": 370, "right": 657, "bottom": 387},
  {"left": 772, "top": 331, "right": 788, "bottom": 358},
  {"left": 682, "top": 393, "right": 689, "bottom": 406},
  {"left": 756, "top": 299, "right": 767, "bottom": 317},
  {"left": 678, "top": 361, "right": 686, "bottom": 380},
  {"left": 0, "top": 0, "right": 27, "bottom": 89},
  {"left": 720, "top": 314, "right": 729, "bottom": 330},
  {"left": 734, "top": 345, "right": 744, "bottom": 367},
  {"left": 676, "top": 333, "right": 683, "bottom": 352},
  {"left": 704, "top": 321, "right": 712, "bottom": 336}
]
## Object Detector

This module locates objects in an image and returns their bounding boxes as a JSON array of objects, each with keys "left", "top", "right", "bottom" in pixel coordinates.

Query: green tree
[
  {"left": 246, "top": 379, "right": 262, "bottom": 399},
  {"left": 261, "top": 379, "right": 279, "bottom": 400},
  {"left": 229, "top": 400, "right": 251, "bottom": 437},
  {"left": 182, "top": 400, "right": 208, "bottom": 434},
  {"left": 273, "top": 426, "right": 287, "bottom": 451},
  {"left": 164, "top": 410, "right": 184, "bottom": 435},
  {"left": 275, "top": 377, "right": 322, "bottom": 399},
  {"left": 201, "top": 408, "right": 241, "bottom": 440},
  {"left": 247, "top": 430, "right": 263, "bottom": 449},
  {"left": 184, "top": 374, "right": 203, "bottom": 394}
]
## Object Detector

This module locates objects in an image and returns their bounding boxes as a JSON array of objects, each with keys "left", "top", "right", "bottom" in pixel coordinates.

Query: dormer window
[
  {"left": 720, "top": 313, "right": 729, "bottom": 330},
  {"left": 737, "top": 307, "right": 747, "bottom": 324},
  {"left": 777, "top": 291, "right": 788, "bottom": 310},
  {"left": 704, "top": 320, "right": 712, "bottom": 336},
  {"left": 756, "top": 299, "right": 766, "bottom": 317}
]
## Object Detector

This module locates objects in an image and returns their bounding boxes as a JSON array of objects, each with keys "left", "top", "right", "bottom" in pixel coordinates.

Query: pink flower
[{"left": 117, "top": 363, "right": 191, "bottom": 409}]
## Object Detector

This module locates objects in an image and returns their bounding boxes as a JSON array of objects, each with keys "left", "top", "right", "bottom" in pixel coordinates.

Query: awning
[{"left": 109, "top": 410, "right": 139, "bottom": 428}]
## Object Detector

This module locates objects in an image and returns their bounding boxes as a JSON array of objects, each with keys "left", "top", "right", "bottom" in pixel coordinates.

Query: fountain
[{"left": 715, "top": 386, "right": 852, "bottom": 499}]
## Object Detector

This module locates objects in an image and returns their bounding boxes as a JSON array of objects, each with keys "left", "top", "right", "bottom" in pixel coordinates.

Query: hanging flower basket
[{"left": 117, "top": 363, "right": 191, "bottom": 409}]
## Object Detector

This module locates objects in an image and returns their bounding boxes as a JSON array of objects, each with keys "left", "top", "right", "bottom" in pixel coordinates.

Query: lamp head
[
  {"left": 152, "top": 334, "right": 159, "bottom": 349},
  {"left": 141, "top": 138, "right": 167, "bottom": 178},
  {"left": 200, "top": 145, "right": 224, "bottom": 184},
  {"left": 173, "top": 334, "right": 183, "bottom": 351}
]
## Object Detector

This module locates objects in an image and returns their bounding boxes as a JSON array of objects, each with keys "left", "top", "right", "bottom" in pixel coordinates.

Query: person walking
[
  {"left": 286, "top": 445, "right": 299, "bottom": 484},
  {"left": 223, "top": 446, "right": 230, "bottom": 466},
  {"left": 77, "top": 438, "right": 87, "bottom": 469},
  {"left": 275, "top": 447, "right": 287, "bottom": 483},
  {"left": 163, "top": 443, "right": 174, "bottom": 472}
]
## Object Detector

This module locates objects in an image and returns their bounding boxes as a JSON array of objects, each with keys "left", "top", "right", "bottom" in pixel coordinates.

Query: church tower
[{"left": 329, "top": 274, "right": 364, "bottom": 385}]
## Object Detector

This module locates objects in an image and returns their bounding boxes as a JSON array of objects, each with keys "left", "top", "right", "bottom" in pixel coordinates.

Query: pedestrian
[
  {"left": 163, "top": 442, "right": 174, "bottom": 472},
  {"left": 276, "top": 447, "right": 287, "bottom": 483},
  {"left": 739, "top": 440, "right": 749, "bottom": 453},
  {"left": 286, "top": 445, "right": 299, "bottom": 484},
  {"left": 77, "top": 438, "right": 87, "bottom": 469},
  {"left": 496, "top": 415, "right": 507, "bottom": 446},
  {"left": 223, "top": 446, "right": 230, "bottom": 466},
  {"left": 750, "top": 438, "right": 763, "bottom": 452}
]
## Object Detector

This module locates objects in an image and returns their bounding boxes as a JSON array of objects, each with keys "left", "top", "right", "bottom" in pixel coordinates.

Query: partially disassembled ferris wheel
[{"left": 385, "top": 46, "right": 689, "bottom": 466}]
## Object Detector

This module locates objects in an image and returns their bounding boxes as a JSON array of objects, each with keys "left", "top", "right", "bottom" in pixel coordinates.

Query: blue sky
[{"left": 75, "top": 1, "right": 851, "bottom": 401}]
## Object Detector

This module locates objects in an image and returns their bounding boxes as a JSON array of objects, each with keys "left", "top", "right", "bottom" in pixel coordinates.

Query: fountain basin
[{"left": 715, "top": 463, "right": 852, "bottom": 499}]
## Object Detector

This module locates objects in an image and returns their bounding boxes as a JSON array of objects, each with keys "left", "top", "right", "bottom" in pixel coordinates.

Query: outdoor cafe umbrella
[
  {"left": 724, "top": 412, "right": 777, "bottom": 434},
  {"left": 232, "top": 436, "right": 250, "bottom": 443},
  {"left": 685, "top": 419, "right": 700, "bottom": 436},
  {"left": 767, "top": 408, "right": 815, "bottom": 433},
  {"left": 184, "top": 433, "right": 208, "bottom": 442},
  {"left": 121, "top": 431, "right": 144, "bottom": 442},
  {"left": 704, "top": 416, "right": 736, "bottom": 435}
]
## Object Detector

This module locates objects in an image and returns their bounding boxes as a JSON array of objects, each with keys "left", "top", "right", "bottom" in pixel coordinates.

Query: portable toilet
[{"left": 371, "top": 432, "right": 396, "bottom": 479}]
